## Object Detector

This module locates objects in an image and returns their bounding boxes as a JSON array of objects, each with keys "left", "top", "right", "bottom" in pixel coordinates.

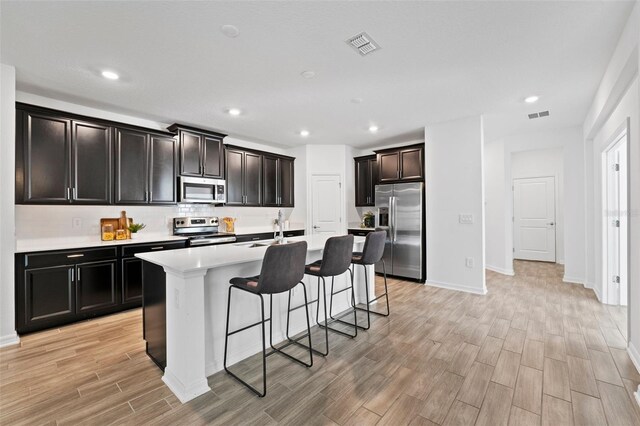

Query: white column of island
[{"left": 136, "top": 234, "right": 373, "bottom": 403}]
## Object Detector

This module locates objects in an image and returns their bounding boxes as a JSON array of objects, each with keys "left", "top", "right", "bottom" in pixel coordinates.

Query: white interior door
[
  {"left": 605, "top": 135, "right": 628, "bottom": 306},
  {"left": 513, "top": 177, "right": 556, "bottom": 262},
  {"left": 310, "top": 175, "right": 342, "bottom": 235}
]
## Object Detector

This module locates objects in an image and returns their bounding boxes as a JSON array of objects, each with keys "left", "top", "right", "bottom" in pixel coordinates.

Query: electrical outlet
[
  {"left": 465, "top": 257, "right": 474, "bottom": 268},
  {"left": 459, "top": 214, "right": 474, "bottom": 224},
  {"left": 72, "top": 217, "right": 82, "bottom": 228}
]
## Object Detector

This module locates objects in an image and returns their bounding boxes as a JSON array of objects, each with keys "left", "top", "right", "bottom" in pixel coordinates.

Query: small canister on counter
[
  {"left": 115, "top": 229, "right": 127, "bottom": 240},
  {"left": 101, "top": 224, "right": 114, "bottom": 241}
]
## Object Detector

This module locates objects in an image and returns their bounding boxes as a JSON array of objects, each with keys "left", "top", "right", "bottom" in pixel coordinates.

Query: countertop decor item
[
  {"left": 128, "top": 223, "right": 146, "bottom": 239},
  {"left": 362, "top": 211, "right": 375, "bottom": 228},
  {"left": 100, "top": 215, "right": 133, "bottom": 241},
  {"left": 222, "top": 217, "right": 236, "bottom": 233}
]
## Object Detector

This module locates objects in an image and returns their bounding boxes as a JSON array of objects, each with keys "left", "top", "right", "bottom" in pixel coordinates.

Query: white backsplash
[{"left": 15, "top": 204, "right": 302, "bottom": 240}]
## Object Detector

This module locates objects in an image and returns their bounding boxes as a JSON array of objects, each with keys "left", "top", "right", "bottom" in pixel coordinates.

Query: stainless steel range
[{"left": 173, "top": 217, "right": 236, "bottom": 246}]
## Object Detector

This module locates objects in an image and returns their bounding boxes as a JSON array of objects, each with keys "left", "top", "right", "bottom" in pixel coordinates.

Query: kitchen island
[{"left": 137, "top": 234, "right": 372, "bottom": 403}]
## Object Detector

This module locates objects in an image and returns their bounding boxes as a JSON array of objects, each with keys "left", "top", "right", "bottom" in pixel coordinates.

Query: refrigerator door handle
[
  {"left": 392, "top": 196, "right": 398, "bottom": 242},
  {"left": 389, "top": 196, "right": 394, "bottom": 240}
]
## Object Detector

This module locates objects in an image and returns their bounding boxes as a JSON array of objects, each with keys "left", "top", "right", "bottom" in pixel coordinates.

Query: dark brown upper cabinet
[
  {"left": 168, "top": 124, "right": 226, "bottom": 179},
  {"left": 225, "top": 146, "right": 262, "bottom": 206},
  {"left": 16, "top": 107, "right": 111, "bottom": 204},
  {"left": 375, "top": 144, "right": 424, "bottom": 184},
  {"left": 354, "top": 155, "right": 377, "bottom": 207},
  {"left": 262, "top": 155, "right": 294, "bottom": 207},
  {"left": 115, "top": 128, "right": 177, "bottom": 205}
]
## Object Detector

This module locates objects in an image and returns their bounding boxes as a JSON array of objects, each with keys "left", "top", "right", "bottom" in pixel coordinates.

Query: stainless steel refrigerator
[{"left": 374, "top": 182, "right": 424, "bottom": 281}]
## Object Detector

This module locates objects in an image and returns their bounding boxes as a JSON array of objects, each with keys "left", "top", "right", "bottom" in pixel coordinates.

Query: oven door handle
[{"left": 190, "top": 236, "right": 236, "bottom": 246}]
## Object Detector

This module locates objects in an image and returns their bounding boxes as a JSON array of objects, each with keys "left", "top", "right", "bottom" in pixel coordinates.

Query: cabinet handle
[
  {"left": 149, "top": 191, "right": 153, "bottom": 202},
  {"left": 71, "top": 269, "right": 74, "bottom": 282},
  {"left": 77, "top": 268, "right": 81, "bottom": 281},
  {"left": 151, "top": 246, "right": 164, "bottom": 250},
  {"left": 66, "top": 188, "right": 70, "bottom": 200},
  {"left": 67, "top": 254, "right": 84, "bottom": 258},
  {"left": 73, "top": 187, "right": 77, "bottom": 200},
  {"left": 251, "top": 237, "right": 260, "bottom": 241}
]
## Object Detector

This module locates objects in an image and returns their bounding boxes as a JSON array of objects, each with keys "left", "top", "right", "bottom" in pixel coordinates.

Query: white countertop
[
  {"left": 137, "top": 234, "right": 365, "bottom": 274},
  {"left": 16, "top": 233, "right": 188, "bottom": 253},
  {"left": 348, "top": 227, "right": 376, "bottom": 231},
  {"left": 233, "top": 225, "right": 305, "bottom": 235}
]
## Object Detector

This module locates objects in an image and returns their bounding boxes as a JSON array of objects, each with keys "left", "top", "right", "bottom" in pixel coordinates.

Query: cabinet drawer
[
  {"left": 24, "top": 247, "right": 118, "bottom": 269},
  {"left": 121, "top": 240, "right": 187, "bottom": 257},
  {"left": 348, "top": 229, "right": 373, "bottom": 237},
  {"left": 283, "top": 230, "right": 304, "bottom": 238},
  {"left": 235, "top": 232, "right": 274, "bottom": 243}
]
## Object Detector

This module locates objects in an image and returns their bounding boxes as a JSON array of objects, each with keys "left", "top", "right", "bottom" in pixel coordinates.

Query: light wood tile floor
[{"left": 1, "top": 260, "right": 639, "bottom": 425}]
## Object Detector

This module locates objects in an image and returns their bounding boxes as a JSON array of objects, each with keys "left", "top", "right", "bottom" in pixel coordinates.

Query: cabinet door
[
  {"left": 203, "top": 136, "right": 223, "bottom": 178},
  {"left": 262, "top": 155, "right": 279, "bottom": 207},
  {"left": 76, "top": 260, "right": 117, "bottom": 314},
  {"left": 244, "top": 152, "right": 262, "bottom": 206},
  {"left": 122, "top": 257, "right": 143, "bottom": 306},
  {"left": 378, "top": 152, "right": 400, "bottom": 183},
  {"left": 72, "top": 121, "right": 112, "bottom": 204},
  {"left": 115, "top": 128, "right": 149, "bottom": 204},
  {"left": 23, "top": 266, "right": 75, "bottom": 329},
  {"left": 225, "top": 148, "right": 244, "bottom": 205},
  {"left": 179, "top": 131, "right": 202, "bottom": 176},
  {"left": 279, "top": 158, "right": 294, "bottom": 207},
  {"left": 22, "top": 111, "right": 71, "bottom": 203},
  {"left": 368, "top": 157, "right": 378, "bottom": 205},
  {"left": 399, "top": 147, "right": 424, "bottom": 181},
  {"left": 355, "top": 158, "right": 370, "bottom": 206},
  {"left": 149, "top": 135, "right": 177, "bottom": 204}
]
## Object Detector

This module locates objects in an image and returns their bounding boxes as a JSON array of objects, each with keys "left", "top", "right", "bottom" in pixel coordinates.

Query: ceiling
[{"left": 1, "top": 1, "right": 634, "bottom": 148}]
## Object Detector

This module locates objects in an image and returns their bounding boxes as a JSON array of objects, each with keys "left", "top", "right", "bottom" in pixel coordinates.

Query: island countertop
[{"left": 136, "top": 234, "right": 365, "bottom": 274}]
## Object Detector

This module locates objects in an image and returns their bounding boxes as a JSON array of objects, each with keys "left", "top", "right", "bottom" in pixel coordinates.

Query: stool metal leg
[
  {"left": 223, "top": 286, "right": 267, "bottom": 397},
  {"left": 285, "top": 279, "right": 328, "bottom": 357},
  {"left": 325, "top": 268, "right": 358, "bottom": 337},
  {"left": 268, "top": 284, "right": 313, "bottom": 367},
  {"left": 352, "top": 259, "right": 391, "bottom": 330},
  {"left": 317, "top": 274, "right": 357, "bottom": 339}
]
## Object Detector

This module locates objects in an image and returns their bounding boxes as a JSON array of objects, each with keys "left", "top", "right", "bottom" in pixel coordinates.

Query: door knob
[
  {"left": 548, "top": 222, "right": 555, "bottom": 226},
  {"left": 313, "top": 225, "right": 320, "bottom": 229}
]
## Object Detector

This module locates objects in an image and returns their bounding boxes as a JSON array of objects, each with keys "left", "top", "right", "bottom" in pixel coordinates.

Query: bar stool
[
  {"left": 223, "top": 241, "right": 312, "bottom": 397},
  {"left": 350, "top": 230, "right": 389, "bottom": 330},
  {"left": 289, "top": 234, "right": 357, "bottom": 357}
]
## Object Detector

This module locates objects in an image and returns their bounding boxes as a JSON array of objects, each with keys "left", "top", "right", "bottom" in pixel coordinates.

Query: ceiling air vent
[
  {"left": 346, "top": 32, "right": 380, "bottom": 56},
  {"left": 528, "top": 110, "right": 550, "bottom": 120}
]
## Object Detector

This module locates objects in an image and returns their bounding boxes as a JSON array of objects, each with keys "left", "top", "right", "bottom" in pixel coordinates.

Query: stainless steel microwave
[{"left": 179, "top": 176, "right": 226, "bottom": 204}]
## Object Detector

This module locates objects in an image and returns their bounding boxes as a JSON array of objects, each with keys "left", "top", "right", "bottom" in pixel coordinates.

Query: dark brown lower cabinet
[{"left": 15, "top": 240, "right": 187, "bottom": 334}]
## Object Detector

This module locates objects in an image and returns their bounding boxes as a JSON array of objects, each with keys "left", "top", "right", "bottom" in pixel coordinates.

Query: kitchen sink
[{"left": 238, "top": 239, "right": 291, "bottom": 248}]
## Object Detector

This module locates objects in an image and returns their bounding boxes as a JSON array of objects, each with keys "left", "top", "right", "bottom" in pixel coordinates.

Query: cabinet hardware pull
[
  {"left": 77, "top": 268, "right": 80, "bottom": 281},
  {"left": 67, "top": 188, "right": 70, "bottom": 200},
  {"left": 149, "top": 191, "right": 153, "bottom": 201},
  {"left": 71, "top": 269, "right": 74, "bottom": 281},
  {"left": 151, "top": 246, "right": 164, "bottom": 250},
  {"left": 73, "top": 187, "right": 77, "bottom": 199},
  {"left": 252, "top": 237, "right": 260, "bottom": 240},
  {"left": 67, "top": 254, "right": 84, "bottom": 258}
]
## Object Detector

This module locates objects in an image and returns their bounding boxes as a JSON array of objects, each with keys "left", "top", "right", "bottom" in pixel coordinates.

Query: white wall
[
  {"left": 425, "top": 115, "right": 486, "bottom": 294},
  {"left": 582, "top": 1, "right": 639, "bottom": 372},
  {"left": 0, "top": 64, "right": 19, "bottom": 347},
  {"left": 483, "top": 127, "right": 585, "bottom": 282},
  {"left": 511, "top": 148, "right": 564, "bottom": 264}
]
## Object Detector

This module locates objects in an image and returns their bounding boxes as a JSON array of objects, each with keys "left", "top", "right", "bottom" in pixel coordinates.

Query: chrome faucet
[{"left": 275, "top": 209, "right": 285, "bottom": 243}]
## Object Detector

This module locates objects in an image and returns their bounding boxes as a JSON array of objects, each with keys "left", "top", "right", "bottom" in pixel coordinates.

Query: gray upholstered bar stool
[
  {"left": 349, "top": 230, "right": 389, "bottom": 330},
  {"left": 223, "top": 241, "right": 312, "bottom": 397},
  {"left": 290, "top": 234, "right": 357, "bottom": 357}
]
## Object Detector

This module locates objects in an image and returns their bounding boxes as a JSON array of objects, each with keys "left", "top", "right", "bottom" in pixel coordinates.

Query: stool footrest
[
  {"left": 354, "top": 305, "right": 389, "bottom": 317},
  {"left": 227, "top": 317, "right": 271, "bottom": 337},
  {"left": 317, "top": 318, "right": 357, "bottom": 338}
]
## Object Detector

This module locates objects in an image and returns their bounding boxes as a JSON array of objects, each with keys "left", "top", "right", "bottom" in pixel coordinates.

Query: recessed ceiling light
[
  {"left": 101, "top": 70, "right": 119, "bottom": 80},
  {"left": 228, "top": 108, "right": 241, "bottom": 116},
  {"left": 524, "top": 95, "right": 539, "bottom": 103},
  {"left": 299, "top": 130, "right": 310, "bottom": 137},
  {"left": 369, "top": 125, "right": 379, "bottom": 133},
  {"left": 221, "top": 24, "right": 240, "bottom": 38},
  {"left": 351, "top": 97, "right": 363, "bottom": 104},
  {"left": 301, "top": 71, "right": 316, "bottom": 79}
]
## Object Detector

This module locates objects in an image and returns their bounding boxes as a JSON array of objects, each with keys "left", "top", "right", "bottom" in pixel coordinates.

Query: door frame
[
  {"left": 307, "top": 174, "right": 344, "bottom": 235},
  {"left": 601, "top": 121, "right": 630, "bottom": 317},
  {"left": 512, "top": 175, "right": 558, "bottom": 262}
]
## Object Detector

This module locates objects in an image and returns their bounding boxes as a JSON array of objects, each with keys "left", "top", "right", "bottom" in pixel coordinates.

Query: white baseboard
[
  {"left": 485, "top": 265, "right": 514, "bottom": 276},
  {"left": 562, "top": 276, "right": 583, "bottom": 285},
  {"left": 628, "top": 341, "right": 640, "bottom": 375},
  {"left": 426, "top": 279, "right": 487, "bottom": 295},
  {"left": 592, "top": 285, "right": 603, "bottom": 302},
  {"left": 0, "top": 333, "right": 20, "bottom": 348}
]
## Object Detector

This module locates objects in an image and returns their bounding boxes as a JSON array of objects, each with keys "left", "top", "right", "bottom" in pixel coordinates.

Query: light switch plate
[
  {"left": 459, "top": 214, "right": 474, "bottom": 224},
  {"left": 465, "top": 257, "right": 474, "bottom": 268}
]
